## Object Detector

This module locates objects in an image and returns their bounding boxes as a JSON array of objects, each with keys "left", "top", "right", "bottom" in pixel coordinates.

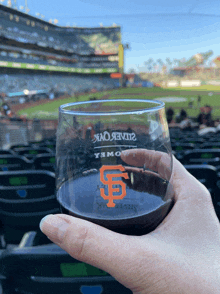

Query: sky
[{"left": 6, "top": 0, "right": 220, "bottom": 72}]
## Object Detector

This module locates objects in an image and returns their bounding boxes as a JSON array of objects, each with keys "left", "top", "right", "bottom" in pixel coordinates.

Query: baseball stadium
[{"left": 0, "top": 1, "right": 220, "bottom": 294}]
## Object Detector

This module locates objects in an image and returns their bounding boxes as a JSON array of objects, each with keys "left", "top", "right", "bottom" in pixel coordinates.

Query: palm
[
  {"left": 40, "top": 149, "right": 220, "bottom": 294},
  {"left": 120, "top": 150, "right": 220, "bottom": 293}
]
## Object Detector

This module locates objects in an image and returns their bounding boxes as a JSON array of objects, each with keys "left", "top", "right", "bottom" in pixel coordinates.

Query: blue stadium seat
[{"left": 0, "top": 155, "right": 32, "bottom": 171}]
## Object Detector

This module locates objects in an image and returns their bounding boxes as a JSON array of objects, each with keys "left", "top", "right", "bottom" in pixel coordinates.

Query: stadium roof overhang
[{"left": 0, "top": 4, "right": 57, "bottom": 28}]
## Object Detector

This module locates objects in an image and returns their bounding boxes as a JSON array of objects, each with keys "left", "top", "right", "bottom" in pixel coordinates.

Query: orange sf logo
[{"left": 100, "top": 165, "right": 129, "bottom": 208}]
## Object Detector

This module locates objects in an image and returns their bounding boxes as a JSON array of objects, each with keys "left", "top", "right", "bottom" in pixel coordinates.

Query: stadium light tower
[
  {"left": 118, "top": 43, "right": 130, "bottom": 87},
  {"left": 25, "top": 0, "right": 30, "bottom": 13}
]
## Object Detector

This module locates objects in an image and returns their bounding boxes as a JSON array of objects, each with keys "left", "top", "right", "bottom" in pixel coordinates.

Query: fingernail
[
  {"left": 39, "top": 214, "right": 53, "bottom": 231},
  {"left": 39, "top": 214, "right": 70, "bottom": 244}
]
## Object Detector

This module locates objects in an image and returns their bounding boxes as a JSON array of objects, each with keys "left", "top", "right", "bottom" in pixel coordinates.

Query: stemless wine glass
[{"left": 56, "top": 99, "right": 174, "bottom": 236}]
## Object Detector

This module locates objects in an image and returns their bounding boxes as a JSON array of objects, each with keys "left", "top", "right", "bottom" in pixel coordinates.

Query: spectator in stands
[
  {"left": 170, "top": 109, "right": 195, "bottom": 130},
  {"left": 197, "top": 107, "right": 206, "bottom": 125},
  {"left": 198, "top": 117, "right": 219, "bottom": 136},
  {"left": 40, "top": 151, "right": 220, "bottom": 294},
  {"left": 49, "top": 91, "right": 55, "bottom": 100},
  {"left": 204, "top": 105, "right": 213, "bottom": 125},
  {"left": 1, "top": 98, "right": 11, "bottom": 117},
  {"left": 214, "top": 119, "right": 220, "bottom": 127},
  {"left": 197, "top": 105, "right": 213, "bottom": 126},
  {"left": 197, "top": 95, "right": 202, "bottom": 107},
  {"left": 216, "top": 121, "right": 220, "bottom": 133},
  {"left": 175, "top": 108, "right": 187, "bottom": 123},
  {"left": 166, "top": 107, "right": 174, "bottom": 124},
  {"left": 179, "top": 113, "right": 194, "bottom": 130},
  {"left": 198, "top": 121, "right": 216, "bottom": 136}
]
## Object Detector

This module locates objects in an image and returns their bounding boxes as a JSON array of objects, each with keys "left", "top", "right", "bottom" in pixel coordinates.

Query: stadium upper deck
[{"left": 0, "top": 4, "right": 121, "bottom": 73}]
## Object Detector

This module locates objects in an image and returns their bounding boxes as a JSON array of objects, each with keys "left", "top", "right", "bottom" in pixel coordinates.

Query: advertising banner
[{"left": 0, "top": 61, "right": 118, "bottom": 74}]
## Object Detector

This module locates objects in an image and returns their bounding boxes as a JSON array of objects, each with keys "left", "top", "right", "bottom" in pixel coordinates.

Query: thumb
[{"left": 39, "top": 214, "right": 145, "bottom": 288}]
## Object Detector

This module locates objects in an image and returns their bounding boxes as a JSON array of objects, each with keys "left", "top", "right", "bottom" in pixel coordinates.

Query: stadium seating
[
  {"left": 0, "top": 170, "right": 60, "bottom": 245},
  {"left": 36, "top": 142, "right": 56, "bottom": 150},
  {"left": 0, "top": 149, "right": 16, "bottom": 155},
  {"left": 170, "top": 128, "right": 220, "bottom": 219},
  {"left": 183, "top": 164, "right": 219, "bottom": 195},
  {"left": 10, "top": 144, "right": 29, "bottom": 150},
  {"left": 0, "top": 154, "right": 32, "bottom": 171},
  {"left": 0, "top": 231, "right": 132, "bottom": 294},
  {"left": 33, "top": 153, "right": 56, "bottom": 172},
  {"left": 200, "top": 142, "right": 220, "bottom": 149},
  {"left": 12, "top": 147, "right": 53, "bottom": 160},
  {"left": 182, "top": 149, "right": 220, "bottom": 166},
  {"left": 0, "top": 72, "right": 118, "bottom": 97},
  {"left": 0, "top": 128, "right": 219, "bottom": 293}
]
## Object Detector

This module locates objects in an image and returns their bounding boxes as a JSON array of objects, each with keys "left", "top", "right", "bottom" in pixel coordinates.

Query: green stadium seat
[
  {"left": 184, "top": 164, "right": 220, "bottom": 219},
  {"left": 0, "top": 150, "right": 16, "bottom": 156},
  {"left": 33, "top": 153, "right": 56, "bottom": 172},
  {"left": 0, "top": 155, "right": 32, "bottom": 171},
  {"left": 13, "top": 147, "right": 53, "bottom": 160},
  {"left": 182, "top": 149, "right": 220, "bottom": 166},
  {"left": 0, "top": 170, "right": 60, "bottom": 245},
  {"left": 184, "top": 164, "right": 218, "bottom": 195},
  {"left": 171, "top": 143, "right": 195, "bottom": 152},
  {"left": 10, "top": 144, "right": 29, "bottom": 150},
  {"left": 0, "top": 231, "right": 132, "bottom": 294},
  {"left": 200, "top": 142, "right": 220, "bottom": 149}
]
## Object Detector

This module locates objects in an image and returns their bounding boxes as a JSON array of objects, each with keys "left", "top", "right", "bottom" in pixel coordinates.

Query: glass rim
[{"left": 59, "top": 99, "right": 165, "bottom": 116}]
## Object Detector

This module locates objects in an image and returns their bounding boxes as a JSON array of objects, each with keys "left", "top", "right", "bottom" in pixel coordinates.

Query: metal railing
[{"left": 0, "top": 118, "right": 57, "bottom": 149}]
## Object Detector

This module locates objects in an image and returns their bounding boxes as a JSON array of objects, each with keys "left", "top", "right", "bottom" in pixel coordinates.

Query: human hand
[{"left": 40, "top": 150, "right": 220, "bottom": 294}]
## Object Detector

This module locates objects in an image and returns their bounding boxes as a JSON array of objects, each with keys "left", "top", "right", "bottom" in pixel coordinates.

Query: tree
[
  {"left": 128, "top": 68, "right": 136, "bottom": 74},
  {"left": 145, "top": 58, "right": 154, "bottom": 72},
  {"left": 157, "top": 59, "right": 164, "bottom": 72},
  {"left": 173, "top": 59, "right": 180, "bottom": 67}
]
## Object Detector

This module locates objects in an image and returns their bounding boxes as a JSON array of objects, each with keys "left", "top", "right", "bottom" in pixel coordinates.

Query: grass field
[
  {"left": 17, "top": 86, "right": 220, "bottom": 120},
  {"left": 166, "top": 85, "right": 220, "bottom": 91}
]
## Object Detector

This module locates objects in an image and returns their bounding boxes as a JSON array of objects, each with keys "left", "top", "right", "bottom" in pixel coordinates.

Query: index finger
[
  {"left": 121, "top": 149, "right": 210, "bottom": 202},
  {"left": 121, "top": 149, "right": 172, "bottom": 182}
]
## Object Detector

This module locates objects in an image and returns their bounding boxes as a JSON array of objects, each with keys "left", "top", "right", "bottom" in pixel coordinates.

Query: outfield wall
[{"left": 163, "top": 80, "right": 202, "bottom": 87}]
